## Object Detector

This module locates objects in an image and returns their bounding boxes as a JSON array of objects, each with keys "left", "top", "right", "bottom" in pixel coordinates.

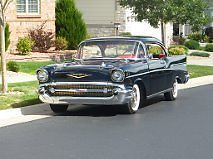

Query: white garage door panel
[{"left": 76, "top": 0, "right": 115, "bottom": 25}]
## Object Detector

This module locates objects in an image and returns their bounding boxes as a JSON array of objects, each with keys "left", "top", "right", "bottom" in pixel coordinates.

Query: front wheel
[
  {"left": 164, "top": 79, "right": 178, "bottom": 101},
  {"left": 125, "top": 84, "right": 144, "bottom": 114},
  {"left": 50, "top": 104, "right": 68, "bottom": 113}
]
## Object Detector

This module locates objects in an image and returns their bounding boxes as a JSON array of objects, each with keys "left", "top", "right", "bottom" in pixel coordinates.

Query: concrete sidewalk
[
  {"left": 0, "top": 75, "right": 213, "bottom": 128},
  {"left": 0, "top": 71, "right": 36, "bottom": 83}
]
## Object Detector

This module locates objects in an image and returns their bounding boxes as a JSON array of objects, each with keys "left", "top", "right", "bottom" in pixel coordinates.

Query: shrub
[
  {"left": 188, "top": 33, "right": 202, "bottom": 42},
  {"left": 120, "top": 32, "right": 132, "bottom": 37},
  {"left": 203, "top": 35, "right": 210, "bottom": 43},
  {"left": 172, "top": 36, "right": 186, "bottom": 45},
  {"left": 169, "top": 47, "right": 186, "bottom": 55},
  {"left": 169, "top": 45, "right": 189, "bottom": 55},
  {"left": 16, "top": 37, "right": 34, "bottom": 55},
  {"left": 7, "top": 61, "right": 20, "bottom": 72},
  {"left": 184, "top": 40, "right": 200, "bottom": 50},
  {"left": 29, "top": 22, "right": 54, "bottom": 52},
  {"left": 205, "top": 44, "right": 213, "bottom": 52},
  {"left": 199, "top": 46, "right": 205, "bottom": 51},
  {"left": 190, "top": 52, "right": 210, "bottom": 57},
  {"left": 149, "top": 46, "right": 162, "bottom": 54},
  {"left": 55, "top": 37, "right": 68, "bottom": 50},
  {"left": 179, "top": 37, "right": 186, "bottom": 45},
  {"left": 56, "top": 0, "right": 87, "bottom": 49}
]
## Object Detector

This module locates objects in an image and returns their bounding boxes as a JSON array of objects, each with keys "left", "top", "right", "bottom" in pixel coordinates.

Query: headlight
[
  {"left": 37, "top": 69, "right": 49, "bottom": 82},
  {"left": 111, "top": 70, "right": 125, "bottom": 82}
]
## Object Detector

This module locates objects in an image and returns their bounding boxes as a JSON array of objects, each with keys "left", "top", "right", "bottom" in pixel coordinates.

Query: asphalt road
[{"left": 0, "top": 84, "right": 213, "bottom": 159}]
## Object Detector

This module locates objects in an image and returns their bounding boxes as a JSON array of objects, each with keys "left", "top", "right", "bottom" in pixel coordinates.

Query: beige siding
[{"left": 76, "top": 0, "right": 115, "bottom": 25}]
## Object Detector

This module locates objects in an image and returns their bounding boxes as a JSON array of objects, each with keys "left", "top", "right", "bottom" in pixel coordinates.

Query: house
[
  {"left": 5, "top": 0, "right": 55, "bottom": 50},
  {"left": 76, "top": 0, "right": 173, "bottom": 46},
  {"left": 76, "top": 0, "right": 126, "bottom": 37}
]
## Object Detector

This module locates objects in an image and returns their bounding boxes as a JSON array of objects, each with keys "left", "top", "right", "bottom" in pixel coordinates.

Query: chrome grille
[{"left": 47, "top": 84, "right": 116, "bottom": 97}]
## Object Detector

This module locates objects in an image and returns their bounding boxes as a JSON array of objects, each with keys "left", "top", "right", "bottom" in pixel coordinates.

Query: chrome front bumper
[{"left": 38, "top": 82, "right": 132, "bottom": 105}]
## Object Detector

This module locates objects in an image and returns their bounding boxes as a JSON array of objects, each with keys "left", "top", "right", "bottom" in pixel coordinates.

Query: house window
[{"left": 17, "top": 0, "right": 40, "bottom": 14}]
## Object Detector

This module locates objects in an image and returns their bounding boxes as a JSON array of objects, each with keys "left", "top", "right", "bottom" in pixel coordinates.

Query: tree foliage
[
  {"left": 56, "top": 0, "right": 87, "bottom": 49},
  {"left": 120, "top": 0, "right": 210, "bottom": 32}
]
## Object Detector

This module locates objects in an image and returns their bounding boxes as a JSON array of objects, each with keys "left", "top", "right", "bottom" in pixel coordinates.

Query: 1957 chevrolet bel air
[{"left": 37, "top": 36, "right": 189, "bottom": 114}]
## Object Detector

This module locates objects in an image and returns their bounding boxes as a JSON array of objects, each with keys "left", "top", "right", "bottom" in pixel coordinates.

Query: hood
[{"left": 45, "top": 59, "right": 131, "bottom": 83}]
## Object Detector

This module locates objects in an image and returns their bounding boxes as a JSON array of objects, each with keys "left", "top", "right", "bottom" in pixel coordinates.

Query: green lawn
[
  {"left": 0, "top": 81, "right": 40, "bottom": 110},
  {"left": 187, "top": 65, "right": 213, "bottom": 78},
  {"left": 17, "top": 61, "right": 55, "bottom": 75}
]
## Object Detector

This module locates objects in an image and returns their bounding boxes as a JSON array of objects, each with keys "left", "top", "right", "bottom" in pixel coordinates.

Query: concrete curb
[
  {"left": 178, "top": 75, "right": 213, "bottom": 90},
  {"left": 0, "top": 75, "right": 213, "bottom": 127}
]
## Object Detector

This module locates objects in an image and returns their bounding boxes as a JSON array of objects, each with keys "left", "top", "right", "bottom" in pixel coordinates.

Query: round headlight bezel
[
  {"left": 37, "top": 69, "right": 49, "bottom": 83},
  {"left": 111, "top": 69, "right": 125, "bottom": 82}
]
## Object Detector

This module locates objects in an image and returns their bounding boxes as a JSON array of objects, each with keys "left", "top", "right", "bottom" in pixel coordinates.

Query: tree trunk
[
  {"left": 1, "top": 24, "right": 8, "bottom": 94},
  {"left": 160, "top": 21, "right": 165, "bottom": 44}
]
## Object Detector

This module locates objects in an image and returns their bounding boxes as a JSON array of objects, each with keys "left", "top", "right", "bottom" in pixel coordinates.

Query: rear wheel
[
  {"left": 164, "top": 79, "right": 178, "bottom": 101},
  {"left": 125, "top": 84, "right": 145, "bottom": 114},
  {"left": 50, "top": 104, "right": 68, "bottom": 113}
]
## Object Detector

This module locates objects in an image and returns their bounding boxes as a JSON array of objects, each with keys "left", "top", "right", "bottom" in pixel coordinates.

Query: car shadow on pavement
[
  {"left": 59, "top": 95, "right": 165, "bottom": 117},
  {"left": 19, "top": 95, "right": 165, "bottom": 117}
]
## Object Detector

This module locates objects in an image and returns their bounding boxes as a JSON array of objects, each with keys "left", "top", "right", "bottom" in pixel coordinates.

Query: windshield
[{"left": 78, "top": 40, "right": 145, "bottom": 59}]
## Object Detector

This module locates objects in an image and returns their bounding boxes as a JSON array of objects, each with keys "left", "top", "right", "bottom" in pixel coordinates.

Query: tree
[
  {"left": 56, "top": 0, "right": 87, "bottom": 49},
  {"left": 120, "top": 0, "right": 210, "bottom": 44},
  {"left": 0, "top": 0, "right": 13, "bottom": 94}
]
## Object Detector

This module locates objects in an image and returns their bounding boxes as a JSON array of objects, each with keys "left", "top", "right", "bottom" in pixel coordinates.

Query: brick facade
[{"left": 5, "top": 0, "right": 55, "bottom": 51}]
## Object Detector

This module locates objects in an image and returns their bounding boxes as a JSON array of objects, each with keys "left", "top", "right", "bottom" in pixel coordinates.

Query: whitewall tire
[
  {"left": 164, "top": 79, "right": 178, "bottom": 101},
  {"left": 125, "top": 84, "right": 142, "bottom": 114}
]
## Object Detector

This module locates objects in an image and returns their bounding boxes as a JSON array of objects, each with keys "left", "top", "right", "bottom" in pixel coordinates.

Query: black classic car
[{"left": 37, "top": 36, "right": 189, "bottom": 114}]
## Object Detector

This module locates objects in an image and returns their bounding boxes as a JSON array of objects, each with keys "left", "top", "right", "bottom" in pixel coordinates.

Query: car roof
[{"left": 82, "top": 36, "right": 163, "bottom": 45}]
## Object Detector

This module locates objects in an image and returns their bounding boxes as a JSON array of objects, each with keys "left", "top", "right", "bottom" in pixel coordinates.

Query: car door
[{"left": 146, "top": 43, "right": 169, "bottom": 95}]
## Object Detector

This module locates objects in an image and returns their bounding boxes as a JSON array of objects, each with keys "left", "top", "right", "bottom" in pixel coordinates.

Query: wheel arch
[{"left": 176, "top": 75, "right": 183, "bottom": 84}]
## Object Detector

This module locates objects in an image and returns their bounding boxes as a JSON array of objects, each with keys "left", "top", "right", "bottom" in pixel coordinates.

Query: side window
[
  {"left": 82, "top": 45, "right": 102, "bottom": 59},
  {"left": 146, "top": 43, "right": 166, "bottom": 59}
]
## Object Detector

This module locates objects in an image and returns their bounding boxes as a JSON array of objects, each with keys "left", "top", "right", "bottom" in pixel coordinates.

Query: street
[{"left": 0, "top": 84, "right": 213, "bottom": 159}]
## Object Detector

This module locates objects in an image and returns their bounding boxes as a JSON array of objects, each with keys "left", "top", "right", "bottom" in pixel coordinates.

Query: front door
[{"left": 146, "top": 43, "right": 168, "bottom": 95}]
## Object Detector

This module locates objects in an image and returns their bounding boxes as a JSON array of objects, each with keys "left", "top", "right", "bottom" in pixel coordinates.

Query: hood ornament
[{"left": 67, "top": 73, "right": 91, "bottom": 79}]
